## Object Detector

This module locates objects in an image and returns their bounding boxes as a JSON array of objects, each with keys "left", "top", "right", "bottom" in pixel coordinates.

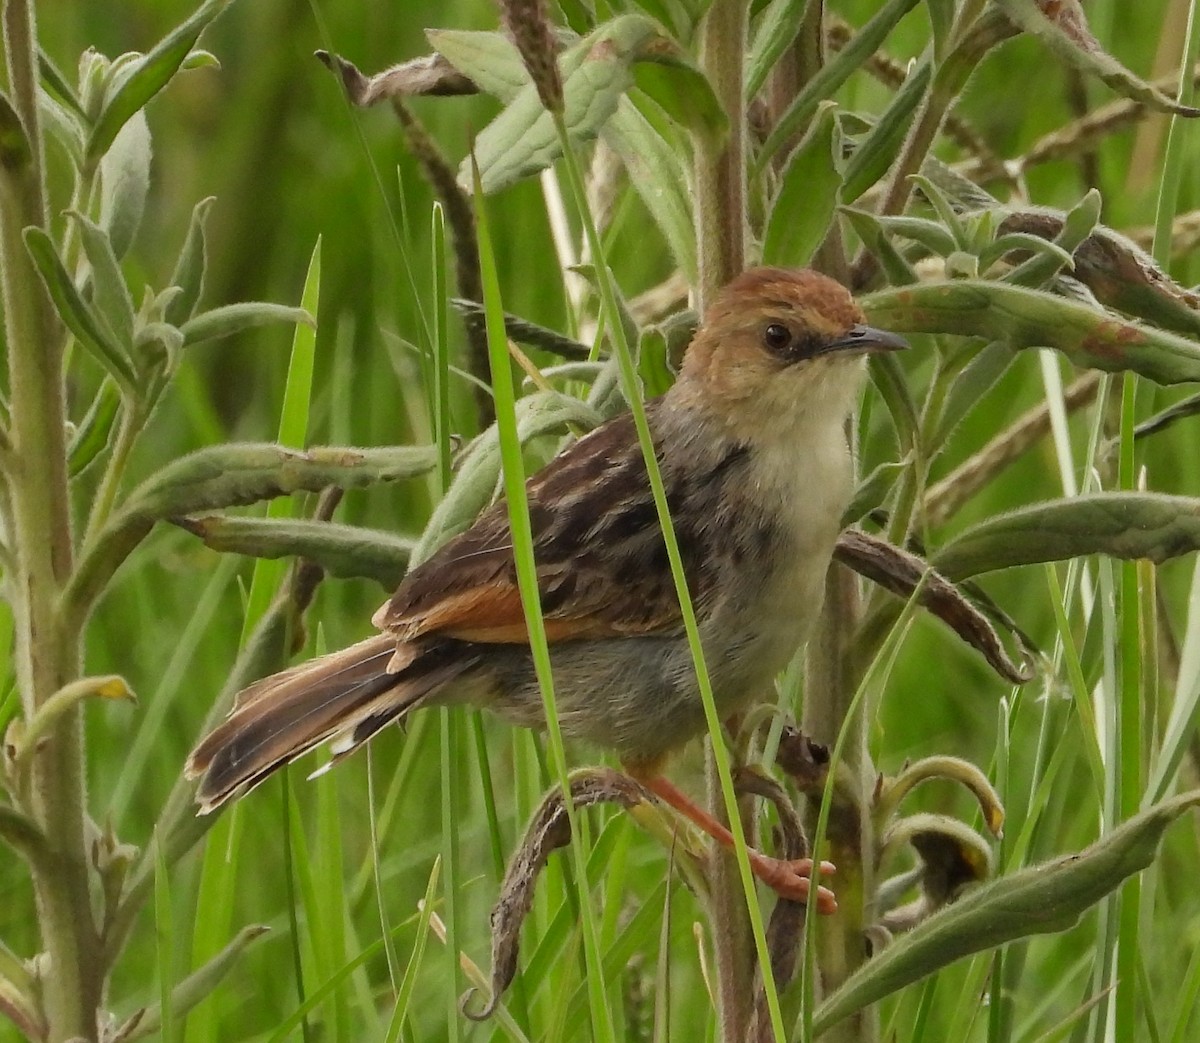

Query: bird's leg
[{"left": 639, "top": 774, "right": 837, "bottom": 913}]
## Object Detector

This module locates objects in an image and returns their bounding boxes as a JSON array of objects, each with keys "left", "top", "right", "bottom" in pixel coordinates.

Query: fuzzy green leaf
[
  {"left": 630, "top": 49, "right": 726, "bottom": 143},
  {"left": 411, "top": 391, "right": 604, "bottom": 565},
  {"left": 860, "top": 280, "right": 1200, "bottom": 385},
  {"left": 815, "top": 790, "right": 1200, "bottom": 1035},
  {"left": 934, "top": 341, "right": 1015, "bottom": 446},
  {"left": 841, "top": 207, "right": 920, "bottom": 285},
  {"left": 746, "top": 0, "right": 807, "bottom": 99},
  {"left": 758, "top": 0, "right": 922, "bottom": 167},
  {"left": 933, "top": 493, "right": 1200, "bottom": 580},
  {"left": 601, "top": 91, "right": 697, "bottom": 281},
  {"left": 38, "top": 86, "right": 86, "bottom": 163},
  {"left": 841, "top": 60, "right": 931, "bottom": 204},
  {"left": 0, "top": 89, "right": 31, "bottom": 172},
  {"left": 86, "top": 0, "right": 234, "bottom": 164},
  {"left": 134, "top": 444, "right": 437, "bottom": 522},
  {"left": 180, "top": 302, "right": 314, "bottom": 347},
  {"left": 174, "top": 515, "right": 416, "bottom": 588},
  {"left": 98, "top": 109, "right": 151, "bottom": 260},
  {"left": 69, "top": 378, "right": 122, "bottom": 476},
  {"left": 870, "top": 213, "right": 960, "bottom": 260},
  {"left": 113, "top": 925, "right": 270, "bottom": 1043},
  {"left": 427, "top": 28, "right": 531, "bottom": 100},
  {"left": 466, "top": 15, "right": 665, "bottom": 193},
  {"left": 70, "top": 211, "right": 135, "bottom": 347},
  {"left": 430, "top": 27, "right": 697, "bottom": 276},
  {"left": 23, "top": 226, "right": 138, "bottom": 393},
  {"left": 843, "top": 459, "right": 908, "bottom": 527},
  {"left": 868, "top": 351, "right": 919, "bottom": 454},
  {"left": 66, "top": 443, "right": 439, "bottom": 630},
  {"left": 762, "top": 103, "right": 841, "bottom": 269},
  {"left": 166, "top": 196, "right": 215, "bottom": 325}
]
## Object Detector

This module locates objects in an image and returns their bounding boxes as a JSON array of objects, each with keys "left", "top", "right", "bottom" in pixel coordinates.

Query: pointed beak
[{"left": 818, "top": 323, "right": 909, "bottom": 357}]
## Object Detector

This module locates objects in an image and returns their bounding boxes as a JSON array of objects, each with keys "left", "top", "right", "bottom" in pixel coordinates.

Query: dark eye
[{"left": 762, "top": 323, "right": 792, "bottom": 353}]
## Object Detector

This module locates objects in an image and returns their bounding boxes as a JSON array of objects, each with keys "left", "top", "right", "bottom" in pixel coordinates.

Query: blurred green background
[{"left": 4, "top": 0, "right": 1200, "bottom": 1040}]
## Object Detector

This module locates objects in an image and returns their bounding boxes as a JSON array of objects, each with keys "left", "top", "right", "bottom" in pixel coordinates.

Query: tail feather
[{"left": 187, "top": 635, "right": 456, "bottom": 812}]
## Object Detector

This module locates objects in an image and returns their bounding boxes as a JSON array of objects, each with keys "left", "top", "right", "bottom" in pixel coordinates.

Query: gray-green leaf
[
  {"left": 70, "top": 210, "right": 135, "bottom": 347},
  {"left": 465, "top": 15, "right": 665, "bottom": 194},
  {"left": 933, "top": 493, "right": 1200, "bottom": 580},
  {"left": 762, "top": 103, "right": 841, "bottom": 270},
  {"left": 166, "top": 196, "right": 215, "bottom": 325},
  {"left": 86, "top": 0, "right": 235, "bottom": 165},
  {"left": 23, "top": 226, "right": 138, "bottom": 394},
  {"left": 180, "top": 302, "right": 314, "bottom": 347},
  {"left": 174, "top": 515, "right": 416, "bottom": 589},
  {"left": 814, "top": 790, "right": 1200, "bottom": 1034},
  {"left": 861, "top": 280, "right": 1200, "bottom": 385},
  {"left": 99, "top": 109, "right": 151, "bottom": 260}
]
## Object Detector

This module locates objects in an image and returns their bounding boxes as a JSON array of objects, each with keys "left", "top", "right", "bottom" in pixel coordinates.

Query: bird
[{"left": 186, "top": 266, "right": 907, "bottom": 911}]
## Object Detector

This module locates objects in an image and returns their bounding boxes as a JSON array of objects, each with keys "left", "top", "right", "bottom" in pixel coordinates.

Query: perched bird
[{"left": 187, "top": 267, "right": 906, "bottom": 910}]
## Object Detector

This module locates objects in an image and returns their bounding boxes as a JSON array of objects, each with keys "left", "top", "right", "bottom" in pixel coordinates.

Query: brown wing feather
[{"left": 373, "top": 405, "right": 720, "bottom": 644}]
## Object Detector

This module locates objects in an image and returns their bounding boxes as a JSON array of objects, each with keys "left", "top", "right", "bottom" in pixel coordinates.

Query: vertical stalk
[
  {"left": 803, "top": 565, "right": 876, "bottom": 1043},
  {"left": 0, "top": 2, "right": 97, "bottom": 1040},
  {"left": 694, "top": 0, "right": 748, "bottom": 301},
  {"left": 693, "top": 0, "right": 755, "bottom": 1037}
]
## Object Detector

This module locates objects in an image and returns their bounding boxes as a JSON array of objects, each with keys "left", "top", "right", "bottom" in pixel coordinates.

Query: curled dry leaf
[
  {"left": 834, "top": 529, "right": 1033, "bottom": 684},
  {"left": 463, "top": 768, "right": 648, "bottom": 1021},
  {"left": 998, "top": 0, "right": 1200, "bottom": 117},
  {"left": 876, "top": 813, "right": 994, "bottom": 933},
  {"left": 314, "top": 49, "right": 478, "bottom": 100},
  {"left": 997, "top": 210, "right": 1200, "bottom": 337},
  {"left": 774, "top": 728, "right": 831, "bottom": 796}
]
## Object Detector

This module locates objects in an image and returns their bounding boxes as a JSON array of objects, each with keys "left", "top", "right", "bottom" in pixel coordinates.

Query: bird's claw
[{"left": 747, "top": 852, "right": 838, "bottom": 913}]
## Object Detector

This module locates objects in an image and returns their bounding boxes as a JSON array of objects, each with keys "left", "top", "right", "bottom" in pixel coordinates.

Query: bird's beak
[{"left": 818, "top": 324, "right": 909, "bottom": 357}]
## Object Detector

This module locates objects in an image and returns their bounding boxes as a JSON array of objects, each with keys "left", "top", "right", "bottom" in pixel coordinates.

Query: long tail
[{"left": 186, "top": 635, "right": 469, "bottom": 813}]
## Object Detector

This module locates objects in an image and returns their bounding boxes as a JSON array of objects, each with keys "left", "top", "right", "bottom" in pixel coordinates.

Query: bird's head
[{"left": 673, "top": 267, "right": 907, "bottom": 441}]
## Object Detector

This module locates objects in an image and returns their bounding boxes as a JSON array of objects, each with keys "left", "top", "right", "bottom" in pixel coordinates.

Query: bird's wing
[{"left": 375, "top": 406, "right": 727, "bottom": 644}]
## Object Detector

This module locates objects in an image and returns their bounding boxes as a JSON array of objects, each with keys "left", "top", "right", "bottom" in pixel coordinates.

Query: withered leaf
[
  {"left": 835, "top": 529, "right": 1033, "bottom": 684},
  {"left": 315, "top": 49, "right": 478, "bottom": 101},
  {"left": 464, "top": 768, "right": 648, "bottom": 1021}
]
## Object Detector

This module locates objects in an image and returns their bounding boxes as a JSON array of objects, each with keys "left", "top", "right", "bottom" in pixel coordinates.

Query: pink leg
[{"left": 641, "top": 775, "right": 837, "bottom": 914}]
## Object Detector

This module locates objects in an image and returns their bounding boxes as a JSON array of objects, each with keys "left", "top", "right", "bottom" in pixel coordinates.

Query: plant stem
[
  {"left": 694, "top": 1, "right": 759, "bottom": 1038},
  {"left": 852, "top": 7, "right": 1015, "bottom": 288},
  {"left": 803, "top": 564, "right": 875, "bottom": 1043},
  {"left": 695, "top": 0, "right": 748, "bottom": 301},
  {"left": 1, "top": 2, "right": 97, "bottom": 1040}
]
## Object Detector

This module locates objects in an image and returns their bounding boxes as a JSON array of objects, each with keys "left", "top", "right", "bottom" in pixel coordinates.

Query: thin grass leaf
[
  {"left": 471, "top": 150, "right": 618, "bottom": 1042},
  {"left": 384, "top": 860, "right": 441, "bottom": 1043}
]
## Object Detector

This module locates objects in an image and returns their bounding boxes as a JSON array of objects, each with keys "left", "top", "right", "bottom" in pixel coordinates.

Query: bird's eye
[{"left": 762, "top": 323, "right": 792, "bottom": 353}]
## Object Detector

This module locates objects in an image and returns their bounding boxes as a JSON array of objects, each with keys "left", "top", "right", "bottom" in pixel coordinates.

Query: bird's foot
[{"left": 746, "top": 851, "right": 838, "bottom": 913}]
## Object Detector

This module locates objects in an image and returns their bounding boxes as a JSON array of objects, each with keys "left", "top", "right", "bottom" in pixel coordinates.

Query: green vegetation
[{"left": 3, "top": 1, "right": 1200, "bottom": 1041}]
